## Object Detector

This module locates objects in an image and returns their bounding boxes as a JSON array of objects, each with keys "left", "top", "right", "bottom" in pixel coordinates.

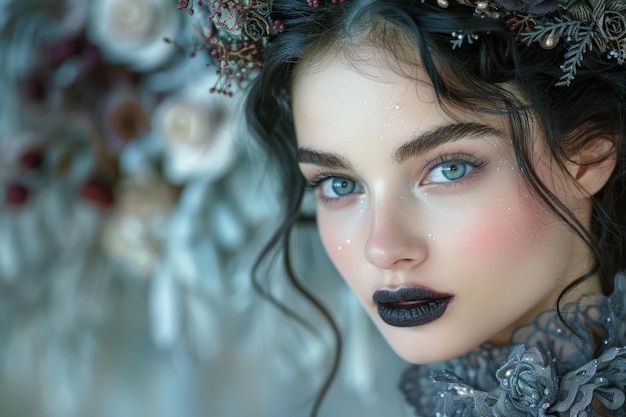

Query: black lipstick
[{"left": 373, "top": 286, "right": 452, "bottom": 327}]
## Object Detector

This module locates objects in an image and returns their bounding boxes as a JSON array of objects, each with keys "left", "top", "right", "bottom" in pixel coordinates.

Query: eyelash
[
  {"left": 304, "top": 173, "right": 332, "bottom": 189},
  {"left": 422, "top": 152, "right": 488, "bottom": 186},
  {"left": 304, "top": 171, "right": 360, "bottom": 206},
  {"left": 304, "top": 152, "right": 489, "bottom": 204}
]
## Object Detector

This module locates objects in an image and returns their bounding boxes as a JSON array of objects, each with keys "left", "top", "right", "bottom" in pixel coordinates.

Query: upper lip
[{"left": 373, "top": 286, "right": 452, "bottom": 305}]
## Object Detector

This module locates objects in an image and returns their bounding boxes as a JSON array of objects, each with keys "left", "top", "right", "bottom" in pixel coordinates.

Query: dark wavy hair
[{"left": 245, "top": 1, "right": 626, "bottom": 415}]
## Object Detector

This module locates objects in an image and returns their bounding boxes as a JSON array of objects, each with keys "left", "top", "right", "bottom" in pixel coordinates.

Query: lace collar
[{"left": 400, "top": 273, "right": 626, "bottom": 417}]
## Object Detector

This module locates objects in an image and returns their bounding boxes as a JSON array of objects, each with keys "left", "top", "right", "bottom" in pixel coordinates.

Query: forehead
[
  {"left": 292, "top": 48, "right": 463, "bottom": 149},
  {"left": 292, "top": 44, "right": 434, "bottom": 104},
  {"left": 291, "top": 47, "right": 523, "bottom": 170}
]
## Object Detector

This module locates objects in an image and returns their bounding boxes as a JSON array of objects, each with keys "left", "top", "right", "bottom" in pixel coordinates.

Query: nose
[{"left": 364, "top": 198, "right": 427, "bottom": 270}]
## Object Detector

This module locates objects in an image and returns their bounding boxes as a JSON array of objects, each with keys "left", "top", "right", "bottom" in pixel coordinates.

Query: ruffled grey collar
[{"left": 400, "top": 273, "right": 626, "bottom": 417}]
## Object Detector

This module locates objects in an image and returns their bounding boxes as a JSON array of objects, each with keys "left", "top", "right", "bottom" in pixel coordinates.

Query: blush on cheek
[{"left": 465, "top": 193, "right": 548, "bottom": 257}]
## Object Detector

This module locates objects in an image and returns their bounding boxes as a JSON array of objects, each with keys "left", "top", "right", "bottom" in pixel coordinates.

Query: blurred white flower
[
  {"left": 101, "top": 174, "right": 177, "bottom": 278},
  {"left": 100, "top": 87, "right": 150, "bottom": 150},
  {"left": 153, "top": 75, "right": 239, "bottom": 184},
  {"left": 88, "top": 0, "right": 180, "bottom": 71}
]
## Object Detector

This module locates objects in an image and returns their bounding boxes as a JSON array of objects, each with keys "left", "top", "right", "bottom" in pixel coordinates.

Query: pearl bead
[
  {"left": 540, "top": 34, "right": 558, "bottom": 49},
  {"left": 437, "top": 0, "right": 449, "bottom": 8},
  {"left": 476, "top": 1, "right": 488, "bottom": 10}
]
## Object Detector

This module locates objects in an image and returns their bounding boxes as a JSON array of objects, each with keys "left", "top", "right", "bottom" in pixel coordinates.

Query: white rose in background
[
  {"left": 88, "top": 0, "right": 180, "bottom": 71},
  {"left": 153, "top": 74, "right": 239, "bottom": 184},
  {"left": 102, "top": 174, "right": 177, "bottom": 278},
  {"left": 100, "top": 87, "right": 151, "bottom": 151}
]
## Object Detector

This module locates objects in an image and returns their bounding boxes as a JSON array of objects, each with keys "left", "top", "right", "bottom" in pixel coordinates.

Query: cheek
[
  {"left": 466, "top": 195, "right": 546, "bottom": 257},
  {"left": 321, "top": 234, "right": 354, "bottom": 260},
  {"left": 422, "top": 174, "right": 547, "bottom": 262},
  {"left": 317, "top": 212, "right": 364, "bottom": 278}
]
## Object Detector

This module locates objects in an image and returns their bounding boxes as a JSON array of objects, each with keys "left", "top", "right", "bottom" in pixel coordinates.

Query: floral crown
[{"left": 176, "top": 0, "right": 626, "bottom": 92}]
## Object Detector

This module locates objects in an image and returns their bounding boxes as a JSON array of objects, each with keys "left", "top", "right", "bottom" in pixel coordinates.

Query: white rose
[
  {"left": 153, "top": 77, "right": 238, "bottom": 183},
  {"left": 100, "top": 87, "right": 150, "bottom": 150},
  {"left": 88, "top": 0, "right": 180, "bottom": 71},
  {"left": 102, "top": 175, "right": 177, "bottom": 277}
]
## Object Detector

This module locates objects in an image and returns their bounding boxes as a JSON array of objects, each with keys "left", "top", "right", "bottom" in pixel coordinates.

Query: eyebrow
[
  {"left": 393, "top": 122, "right": 504, "bottom": 165},
  {"left": 296, "top": 122, "right": 504, "bottom": 168},
  {"left": 297, "top": 147, "right": 353, "bottom": 169}
]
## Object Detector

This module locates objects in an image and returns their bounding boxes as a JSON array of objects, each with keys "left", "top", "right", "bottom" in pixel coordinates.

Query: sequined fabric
[{"left": 400, "top": 273, "right": 626, "bottom": 417}]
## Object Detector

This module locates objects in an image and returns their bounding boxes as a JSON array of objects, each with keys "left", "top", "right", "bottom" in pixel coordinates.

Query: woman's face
[{"left": 292, "top": 47, "right": 594, "bottom": 364}]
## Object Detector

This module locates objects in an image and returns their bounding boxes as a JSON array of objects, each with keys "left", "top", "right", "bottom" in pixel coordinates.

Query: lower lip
[{"left": 376, "top": 297, "right": 452, "bottom": 327}]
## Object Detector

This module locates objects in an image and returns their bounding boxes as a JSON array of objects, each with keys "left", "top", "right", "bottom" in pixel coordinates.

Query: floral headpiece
[
  {"left": 175, "top": 0, "right": 286, "bottom": 95},
  {"left": 451, "top": 0, "right": 626, "bottom": 86},
  {"left": 176, "top": 0, "right": 626, "bottom": 92}
]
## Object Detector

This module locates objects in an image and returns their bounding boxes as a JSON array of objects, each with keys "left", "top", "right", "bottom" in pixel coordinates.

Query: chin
[
  {"left": 393, "top": 346, "right": 470, "bottom": 365},
  {"left": 377, "top": 325, "right": 484, "bottom": 365}
]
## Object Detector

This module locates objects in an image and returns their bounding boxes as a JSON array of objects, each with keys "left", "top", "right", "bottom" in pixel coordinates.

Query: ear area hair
[{"left": 566, "top": 136, "right": 617, "bottom": 197}]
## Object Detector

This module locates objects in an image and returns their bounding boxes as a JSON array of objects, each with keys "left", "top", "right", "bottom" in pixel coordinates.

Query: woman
[{"left": 179, "top": 0, "right": 626, "bottom": 415}]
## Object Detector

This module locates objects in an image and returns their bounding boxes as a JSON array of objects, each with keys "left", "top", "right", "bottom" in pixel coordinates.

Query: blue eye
[
  {"left": 427, "top": 161, "right": 474, "bottom": 183},
  {"left": 320, "top": 177, "right": 363, "bottom": 199}
]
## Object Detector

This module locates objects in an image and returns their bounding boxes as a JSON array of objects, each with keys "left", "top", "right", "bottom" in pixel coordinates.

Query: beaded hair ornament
[{"left": 175, "top": 0, "right": 626, "bottom": 92}]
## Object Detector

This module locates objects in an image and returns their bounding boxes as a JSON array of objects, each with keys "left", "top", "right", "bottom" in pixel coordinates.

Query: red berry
[
  {"left": 22, "top": 77, "right": 47, "bottom": 102},
  {"left": 5, "top": 183, "right": 29, "bottom": 207},
  {"left": 49, "top": 39, "right": 84, "bottom": 67},
  {"left": 79, "top": 179, "right": 114, "bottom": 208},
  {"left": 19, "top": 147, "right": 44, "bottom": 171}
]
